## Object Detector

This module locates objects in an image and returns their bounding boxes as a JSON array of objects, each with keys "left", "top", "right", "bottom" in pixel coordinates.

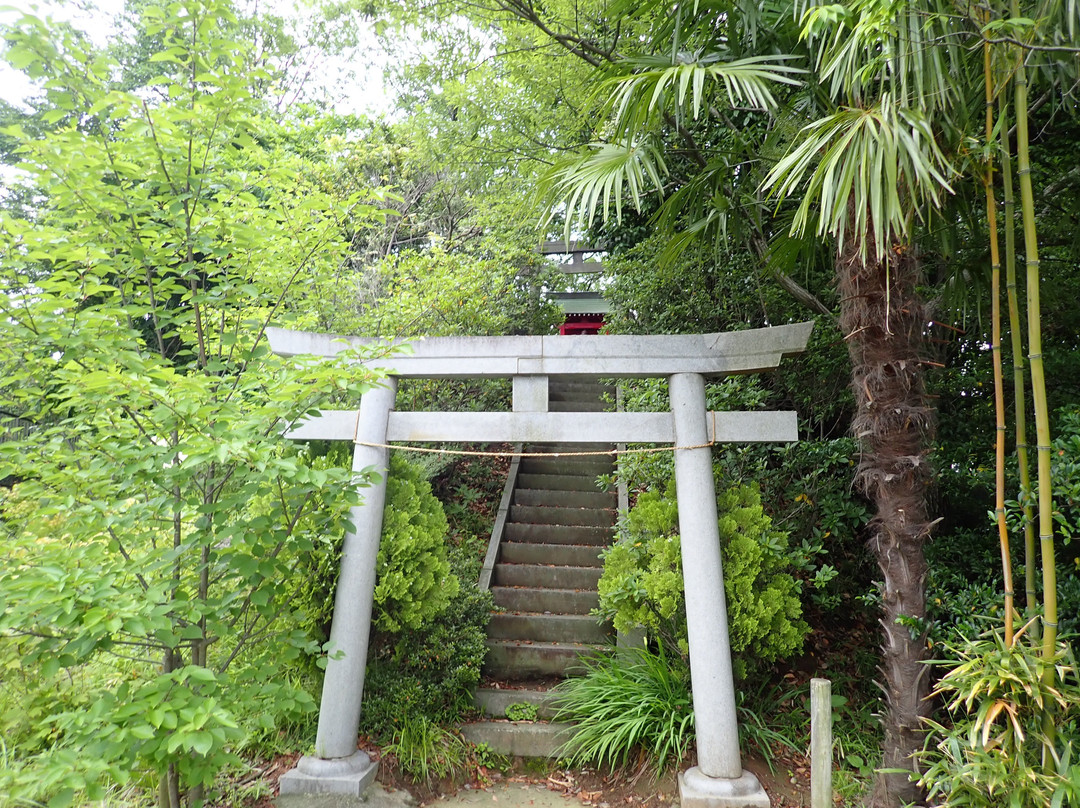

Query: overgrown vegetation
[
  {"left": 0, "top": 4, "right": 384, "bottom": 804},
  {"left": 2, "top": 0, "right": 1079, "bottom": 804}
]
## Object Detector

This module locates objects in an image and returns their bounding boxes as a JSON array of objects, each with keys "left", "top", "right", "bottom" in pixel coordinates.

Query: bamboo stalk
[
  {"left": 1011, "top": 0, "right": 1057, "bottom": 671},
  {"left": 984, "top": 32, "right": 1014, "bottom": 645},
  {"left": 998, "top": 95, "right": 1037, "bottom": 637}
]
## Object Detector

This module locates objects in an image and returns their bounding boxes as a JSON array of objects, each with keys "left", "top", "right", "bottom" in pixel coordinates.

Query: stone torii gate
[{"left": 272, "top": 322, "right": 814, "bottom": 808}]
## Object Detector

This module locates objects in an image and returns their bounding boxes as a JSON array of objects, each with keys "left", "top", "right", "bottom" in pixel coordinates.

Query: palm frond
[
  {"left": 799, "top": 0, "right": 972, "bottom": 113},
  {"left": 540, "top": 139, "right": 668, "bottom": 240},
  {"left": 608, "top": 53, "right": 805, "bottom": 133},
  {"left": 763, "top": 94, "right": 957, "bottom": 259}
]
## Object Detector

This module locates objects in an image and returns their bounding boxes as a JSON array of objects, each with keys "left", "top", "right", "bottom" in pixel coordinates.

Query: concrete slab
[
  {"left": 512, "top": 488, "right": 616, "bottom": 509},
  {"left": 488, "top": 613, "right": 610, "bottom": 643},
  {"left": 460, "top": 722, "right": 575, "bottom": 757},
  {"left": 493, "top": 564, "right": 602, "bottom": 590},
  {"left": 507, "top": 505, "right": 614, "bottom": 528},
  {"left": 678, "top": 767, "right": 770, "bottom": 808},
  {"left": 275, "top": 779, "right": 415, "bottom": 808},
  {"left": 491, "top": 586, "right": 599, "bottom": 614},
  {"left": 498, "top": 542, "right": 604, "bottom": 567},
  {"left": 502, "top": 523, "right": 611, "bottom": 545},
  {"left": 474, "top": 688, "right": 559, "bottom": 719},
  {"left": 278, "top": 752, "right": 379, "bottom": 797}
]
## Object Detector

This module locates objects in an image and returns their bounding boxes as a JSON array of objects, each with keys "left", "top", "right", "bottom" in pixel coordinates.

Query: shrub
[
  {"left": 919, "top": 633, "right": 1080, "bottom": 808},
  {"left": 359, "top": 565, "right": 492, "bottom": 740},
  {"left": 373, "top": 454, "right": 459, "bottom": 634},
  {"left": 292, "top": 453, "right": 459, "bottom": 643},
  {"left": 596, "top": 481, "right": 808, "bottom": 677}
]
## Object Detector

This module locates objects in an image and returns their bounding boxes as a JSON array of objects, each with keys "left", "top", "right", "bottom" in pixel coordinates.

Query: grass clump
[{"left": 552, "top": 647, "right": 694, "bottom": 772}]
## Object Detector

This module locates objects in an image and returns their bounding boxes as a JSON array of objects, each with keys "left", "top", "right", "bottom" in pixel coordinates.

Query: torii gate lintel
[{"left": 275, "top": 324, "right": 813, "bottom": 808}]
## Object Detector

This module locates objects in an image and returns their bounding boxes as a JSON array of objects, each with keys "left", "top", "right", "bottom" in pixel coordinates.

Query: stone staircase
[{"left": 463, "top": 379, "right": 617, "bottom": 756}]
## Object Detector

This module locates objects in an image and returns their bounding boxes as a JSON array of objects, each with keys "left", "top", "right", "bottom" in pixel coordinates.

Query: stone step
[
  {"left": 500, "top": 542, "right": 603, "bottom": 567},
  {"left": 548, "top": 381, "right": 613, "bottom": 394},
  {"left": 548, "top": 399, "right": 609, "bottom": 413},
  {"left": 492, "top": 586, "right": 598, "bottom": 614},
  {"left": 509, "top": 504, "right": 615, "bottom": 528},
  {"left": 528, "top": 443, "right": 613, "bottom": 453},
  {"left": 519, "top": 457, "right": 614, "bottom": 477},
  {"left": 516, "top": 473, "right": 612, "bottom": 493},
  {"left": 493, "top": 563, "right": 603, "bottom": 590},
  {"left": 483, "top": 640, "right": 603, "bottom": 678},
  {"left": 488, "top": 613, "right": 610, "bottom": 643},
  {"left": 460, "top": 720, "right": 573, "bottom": 758},
  {"left": 549, "top": 389, "right": 612, "bottom": 402},
  {"left": 475, "top": 687, "right": 560, "bottom": 720},
  {"left": 503, "top": 523, "right": 612, "bottom": 546},
  {"left": 513, "top": 488, "right": 616, "bottom": 509}
]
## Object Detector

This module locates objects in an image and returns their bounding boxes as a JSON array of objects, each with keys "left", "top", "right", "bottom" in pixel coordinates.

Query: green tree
[{"left": 0, "top": 3, "right": 385, "bottom": 805}]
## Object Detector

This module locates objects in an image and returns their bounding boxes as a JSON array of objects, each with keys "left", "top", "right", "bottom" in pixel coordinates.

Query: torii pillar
[{"left": 272, "top": 324, "right": 813, "bottom": 807}]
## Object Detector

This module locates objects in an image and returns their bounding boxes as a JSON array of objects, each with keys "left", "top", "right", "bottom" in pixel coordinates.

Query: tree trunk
[{"left": 836, "top": 235, "right": 935, "bottom": 808}]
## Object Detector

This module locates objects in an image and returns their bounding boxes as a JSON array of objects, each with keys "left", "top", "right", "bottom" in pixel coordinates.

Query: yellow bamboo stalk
[
  {"left": 984, "top": 33, "right": 1014, "bottom": 646},
  {"left": 1011, "top": 0, "right": 1057, "bottom": 667},
  {"left": 998, "top": 95, "right": 1038, "bottom": 638}
]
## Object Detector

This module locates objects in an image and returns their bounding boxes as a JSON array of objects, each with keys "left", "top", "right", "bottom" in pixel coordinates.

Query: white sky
[{"left": 0, "top": 0, "right": 391, "bottom": 114}]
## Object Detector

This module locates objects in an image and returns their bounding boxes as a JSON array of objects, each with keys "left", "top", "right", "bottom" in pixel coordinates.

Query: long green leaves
[
  {"left": 553, "top": 648, "right": 695, "bottom": 772},
  {"left": 610, "top": 53, "right": 805, "bottom": 129},
  {"left": 764, "top": 97, "right": 955, "bottom": 258},
  {"left": 541, "top": 139, "right": 669, "bottom": 238},
  {"left": 919, "top": 632, "right": 1080, "bottom": 807},
  {"left": 542, "top": 49, "right": 803, "bottom": 239}
]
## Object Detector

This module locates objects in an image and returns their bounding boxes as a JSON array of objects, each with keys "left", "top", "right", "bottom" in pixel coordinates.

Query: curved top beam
[{"left": 266, "top": 321, "right": 814, "bottom": 379}]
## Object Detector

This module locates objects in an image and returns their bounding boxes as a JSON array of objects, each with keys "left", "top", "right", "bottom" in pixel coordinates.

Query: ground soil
[{"left": 259, "top": 746, "right": 812, "bottom": 808}]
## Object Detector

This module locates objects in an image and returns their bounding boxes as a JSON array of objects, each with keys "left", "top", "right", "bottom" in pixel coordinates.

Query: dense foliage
[
  {"left": 597, "top": 481, "right": 808, "bottom": 678},
  {"left": 0, "top": 3, "right": 385, "bottom": 804}
]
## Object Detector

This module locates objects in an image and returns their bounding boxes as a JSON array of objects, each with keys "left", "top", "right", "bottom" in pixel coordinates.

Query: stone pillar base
[
  {"left": 278, "top": 751, "right": 378, "bottom": 797},
  {"left": 678, "top": 766, "right": 771, "bottom": 808}
]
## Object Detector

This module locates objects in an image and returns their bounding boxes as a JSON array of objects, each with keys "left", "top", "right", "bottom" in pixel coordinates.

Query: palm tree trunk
[{"left": 837, "top": 225, "right": 934, "bottom": 808}]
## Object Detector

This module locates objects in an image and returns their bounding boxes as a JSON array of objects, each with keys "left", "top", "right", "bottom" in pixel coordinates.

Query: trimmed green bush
[
  {"left": 360, "top": 573, "right": 492, "bottom": 739},
  {"left": 597, "top": 481, "right": 808, "bottom": 676},
  {"left": 373, "top": 454, "right": 459, "bottom": 634},
  {"left": 293, "top": 453, "right": 459, "bottom": 643}
]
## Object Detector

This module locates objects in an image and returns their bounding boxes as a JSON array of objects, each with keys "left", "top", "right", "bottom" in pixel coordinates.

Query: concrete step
[
  {"left": 548, "top": 380, "right": 613, "bottom": 394},
  {"left": 509, "top": 504, "right": 615, "bottom": 528},
  {"left": 549, "top": 389, "right": 612, "bottom": 402},
  {"left": 516, "top": 473, "right": 612, "bottom": 493},
  {"left": 488, "top": 613, "right": 610, "bottom": 643},
  {"left": 513, "top": 488, "right": 616, "bottom": 509},
  {"left": 503, "top": 523, "right": 612, "bottom": 545},
  {"left": 460, "top": 720, "right": 573, "bottom": 757},
  {"left": 519, "top": 457, "right": 614, "bottom": 476},
  {"left": 547, "top": 399, "right": 609, "bottom": 413},
  {"left": 492, "top": 586, "right": 598, "bottom": 614},
  {"left": 528, "top": 443, "right": 613, "bottom": 453},
  {"left": 500, "top": 542, "right": 603, "bottom": 567},
  {"left": 493, "top": 563, "right": 603, "bottom": 590},
  {"left": 475, "top": 687, "right": 559, "bottom": 720},
  {"left": 483, "top": 640, "right": 603, "bottom": 678}
]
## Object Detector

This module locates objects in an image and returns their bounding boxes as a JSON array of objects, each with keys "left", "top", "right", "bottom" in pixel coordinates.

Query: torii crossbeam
[{"left": 273, "top": 323, "right": 814, "bottom": 808}]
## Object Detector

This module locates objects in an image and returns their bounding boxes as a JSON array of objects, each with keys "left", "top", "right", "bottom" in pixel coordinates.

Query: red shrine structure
[{"left": 538, "top": 241, "right": 609, "bottom": 336}]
